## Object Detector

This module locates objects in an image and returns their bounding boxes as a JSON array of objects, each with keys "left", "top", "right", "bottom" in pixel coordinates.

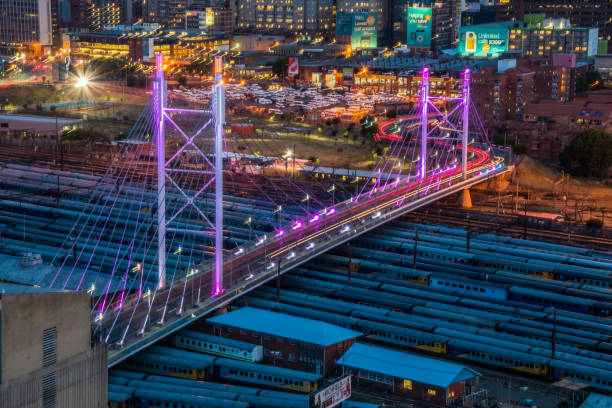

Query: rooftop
[
  {"left": 0, "top": 114, "right": 82, "bottom": 125},
  {"left": 580, "top": 393, "right": 612, "bottom": 408},
  {"left": 207, "top": 307, "right": 362, "bottom": 346},
  {"left": 337, "top": 343, "right": 480, "bottom": 388}
]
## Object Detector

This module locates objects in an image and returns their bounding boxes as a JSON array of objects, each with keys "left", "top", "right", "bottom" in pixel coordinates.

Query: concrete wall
[
  {"left": 0, "top": 346, "right": 107, "bottom": 408},
  {"left": 1, "top": 291, "right": 90, "bottom": 382}
]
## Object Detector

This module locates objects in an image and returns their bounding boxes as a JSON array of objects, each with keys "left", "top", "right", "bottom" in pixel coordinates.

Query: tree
[
  {"left": 559, "top": 129, "right": 612, "bottom": 178},
  {"left": 511, "top": 143, "right": 529, "bottom": 156},
  {"left": 347, "top": 123, "right": 355, "bottom": 132},
  {"left": 331, "top": 117, "right": 340, "bottom": 126},
  {"left": 271, "top": 57, "right": 289, "bottom": 78},
  {"left": 576, "top": 70, "right": 604, "bottom": 93},
  {"left": 62, "top": 128, "right": 109, "bottom": 143}
]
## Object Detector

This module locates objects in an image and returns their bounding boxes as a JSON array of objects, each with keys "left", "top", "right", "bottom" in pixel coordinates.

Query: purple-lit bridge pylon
[{"left": 42, "top": 54, "right": 510, "bottom": 365}]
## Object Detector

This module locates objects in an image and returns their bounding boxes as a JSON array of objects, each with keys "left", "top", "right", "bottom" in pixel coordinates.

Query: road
[{"left": 104, "top": 144, "right": 506, "bottom": 365}]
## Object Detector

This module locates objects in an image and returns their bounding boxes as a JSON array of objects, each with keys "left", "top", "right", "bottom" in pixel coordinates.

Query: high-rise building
[
  {"left": 186, "top": 7, "right": 233, "bottom": 33},
  {"left": 337, "top": 0, "right": 386, "bottom": 43},
  {"left": 88, "top": 0, "right": 121, "bottom": 30},
  {"left": 0, "top": 0, "right": 53, "bottom": 55},
  {"left": 235, "top": 0, "right": 334, "bottom": 37},
  {"left": 387, "top": 0, "right": 456, "bottom": 52},
  {"left": 458, "top": 20, "right": 599, "bottom": 60},
  {"left": 496, "top": 0, "right": 612, "bottom": 53}
]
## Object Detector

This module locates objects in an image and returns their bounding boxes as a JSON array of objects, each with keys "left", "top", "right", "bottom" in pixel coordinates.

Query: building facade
[
  {"left": 471, "top": 63, "right": 535, "bottom": 129},
  {"left": 235, "top": 0, "right": 334, "bottom": 38},
  {"left": 496, "top": 0, "right": 612, "bottom": 53},
  {"left": 459, "top": 20, "right": 598, "bottom": 60},
  {"left": 387, "top": 0, "right": 456, "bottom": 53},
  {"left": 186, "top": 8, "right": 233, "bottom": 33},
  {"left": 337, "top": 0, "right": 386, "bottom": 43},
  {"left": 206, "top": 307, "right": 361, "bottom": 376},
  {"left": 338, "top": 343, "right": 480, "bottom": 407},
  {"left": 0, "top": 0, "right": 53, "bottom": 56},
  {"left": 0, "top": 289, "right": 107, "bottom": 408}
]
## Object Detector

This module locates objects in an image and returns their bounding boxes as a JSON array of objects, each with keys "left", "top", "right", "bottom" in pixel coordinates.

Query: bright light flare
[
  {"left": 75, "top": 75, "right": 89, "bottom": 88},
  {"left": 291, "top": 221, "right": 303, "bottom": 230}
]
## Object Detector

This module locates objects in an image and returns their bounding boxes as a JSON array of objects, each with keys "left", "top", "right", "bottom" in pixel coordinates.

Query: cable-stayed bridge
[{"left": 39, "top": 54, "right": 510, "bottom": 366}]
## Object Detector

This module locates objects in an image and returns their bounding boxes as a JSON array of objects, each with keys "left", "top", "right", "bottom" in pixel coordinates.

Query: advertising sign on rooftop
[
  {"left": 336, "top": 12, "right": 377, "bottom": 49},
  {"left": 310, "top": 376, "right": 351, "bottom": 408},
  {"left": 459, "top": 26, "right": 508, "bottom": 57},
  {"left": 406, "top": 7, "right": 432, "bottom": 47}
]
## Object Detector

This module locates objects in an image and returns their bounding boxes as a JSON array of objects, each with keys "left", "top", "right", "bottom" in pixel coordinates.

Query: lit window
[
  {"left": 403, "top": 379, "right": 413, "bottom": 390},
  {"left": 427, "top": 389, "right": 437, "bottom": 396}
]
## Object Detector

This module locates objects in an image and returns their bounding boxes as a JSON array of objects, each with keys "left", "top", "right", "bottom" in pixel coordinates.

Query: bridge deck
[{"left": 107, "top": 165, "right": 510, "bottom": 366}]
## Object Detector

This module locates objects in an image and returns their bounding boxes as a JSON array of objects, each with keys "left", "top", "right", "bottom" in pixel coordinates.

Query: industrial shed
[
  {"left": 337, "top": 343, "right": 480, "bottom": 406},
  {"left": 206, "top": 307, "right": 362, "bottom": 376}
]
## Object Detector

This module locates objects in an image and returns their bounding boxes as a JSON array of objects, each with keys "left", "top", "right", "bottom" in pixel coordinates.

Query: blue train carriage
[
  {"left": 120, "top": 351, "right": 213, "bottom": 381},
  {"left": 214, "top": 357, "right": 322, "bottom": 393},
  {"left": 173, "top": 329, "right": 264, "bottom": 362},
  {"left": 134, "top": 389, "right": 249, "bottom": 408},
  {"left": 108, "top": 391, "right": 133, "bottom": 408},
  {"left": 428, "top": 275, "right": 508, "bottom": 301},
  {"left": 549, "top": 360, "right": 612, "bottom": 393},
  {"left": 447, "top": 339, "right": 549, "bottom": 377}
]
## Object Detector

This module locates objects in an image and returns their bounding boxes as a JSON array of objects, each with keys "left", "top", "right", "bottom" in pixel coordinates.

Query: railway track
[{"left": 406, "top": 208, "right": 612, "bottom": 250}]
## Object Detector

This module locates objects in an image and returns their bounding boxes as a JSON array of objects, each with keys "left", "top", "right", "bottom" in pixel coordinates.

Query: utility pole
[
  {"left": 413, "top": 230, "right": 418, "bottom": 268},
  {"left": 552, "top": 307, "right": 557, "bottom": 360},
  {"left": 276, "top": 261, "right": 281, "bottom": 302}
]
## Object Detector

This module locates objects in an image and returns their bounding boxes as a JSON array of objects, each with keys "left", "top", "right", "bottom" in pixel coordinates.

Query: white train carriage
[{"left": 173, "top": 329, "right": 264, "bottom": 362}]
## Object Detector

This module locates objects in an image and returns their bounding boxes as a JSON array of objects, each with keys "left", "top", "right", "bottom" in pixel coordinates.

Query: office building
[
  {"left": 0, "top": 0, "right": 53, "bottom": 56},
  {"left": 0, "top": 288, "right": 107, "bottom": 408},
  {"left": 459, "top": 20, "right": 599, "bottom": 60},
  {"left": 496, "top": 0, "right": 612, "bottom": 53},
  {"left": 186, "top": 8, "right": 233, "bottom": 33},
  {"left": 337, "top": 0, "right": 386, "bottom": 43},
  {"left": 471, "top": 60, "right": 535, "bottom": 127},
  {"left": 88, "top": 0, "right": 122, "bottom": 30},
  {"left": 387, "top": 0, "right": 456, "bottom": 53},
  {"left": 235, "top": 0, "right": 334, "bottom": 37}
]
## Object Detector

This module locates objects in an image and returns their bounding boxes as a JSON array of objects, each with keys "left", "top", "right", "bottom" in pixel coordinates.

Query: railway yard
[{"left": 0, "top": 145, "right": 610, "bottom": 408}]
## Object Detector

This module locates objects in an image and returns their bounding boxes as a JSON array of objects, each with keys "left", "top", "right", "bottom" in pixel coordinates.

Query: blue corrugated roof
[
  {"left": 207, "top": 307, "right": 362, "bottom": 346},
  {"left": 580, "top": 393, "right": 612, "bottom": 408},
  {"left": 337, "top": 343, "right": 480, "bottom": 388}
]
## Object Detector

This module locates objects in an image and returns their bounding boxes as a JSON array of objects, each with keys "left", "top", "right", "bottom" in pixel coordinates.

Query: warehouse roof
[
  {"left": 337, "top": 343, "right": 480, "bottom": 388},
  {"left": 207, "top": 307, "right": 362, "bottom": 346},
  {"left": 580, "top": 393, "right": 612, "bottom": 408}
]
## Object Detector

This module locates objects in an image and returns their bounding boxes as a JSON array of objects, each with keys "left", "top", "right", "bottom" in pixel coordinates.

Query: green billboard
[
  {"left": 406, "top": 7, "right": 432, "bottom": 47},
  {"left": 337, "top": 12, "right": 377, "bottom": 49},
  {"left": 459, "top": 26, "right": 509, "bottom": 57}
]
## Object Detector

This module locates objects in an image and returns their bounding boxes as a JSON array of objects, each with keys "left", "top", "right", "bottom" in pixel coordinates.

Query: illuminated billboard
[
  {"left": 459, "top": 26, "right": 508, "bottom": 57},
  {"left": 336, "top": 12, "right": 377, "bottom": 49},
  {"left": 406, "top": 7, "right": 432, "bottom": 47},
  {"left": 310, "top": 376, "right": 351, "bottom": 408}
]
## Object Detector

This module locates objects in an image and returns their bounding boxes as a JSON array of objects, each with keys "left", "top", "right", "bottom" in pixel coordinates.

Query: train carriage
[{"left": 173, "top": 329, "right": 264, "bottom": 362}]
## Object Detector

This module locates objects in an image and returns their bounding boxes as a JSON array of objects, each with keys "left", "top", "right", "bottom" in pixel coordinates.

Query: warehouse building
[
  {"left": 337, "top": 343, "right": 480, "bottom": 406},
  {"left": 206, "top": 307, "right": 362, "bottom": 376}
]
